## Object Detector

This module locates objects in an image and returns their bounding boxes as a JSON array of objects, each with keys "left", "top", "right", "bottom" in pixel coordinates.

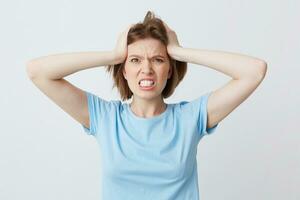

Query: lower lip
[{"left": 139, "top": 83, "right": 156, "bottom": 90}]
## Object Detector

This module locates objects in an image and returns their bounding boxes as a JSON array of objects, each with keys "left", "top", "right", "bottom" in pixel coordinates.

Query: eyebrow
[{"left": 129, "top": 54, "right": 166, "bottom": 59}]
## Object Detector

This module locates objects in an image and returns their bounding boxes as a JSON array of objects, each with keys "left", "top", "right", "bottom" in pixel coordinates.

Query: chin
[{"left": 134, "top": 91, "right": 162, "bottom": 100}]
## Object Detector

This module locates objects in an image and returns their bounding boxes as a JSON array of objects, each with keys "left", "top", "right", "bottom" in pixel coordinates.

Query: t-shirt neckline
[{"left": 126, "top": 103, "right": 170, "bottom": 121}]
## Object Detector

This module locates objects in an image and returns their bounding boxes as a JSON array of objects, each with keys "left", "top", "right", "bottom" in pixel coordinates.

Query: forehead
[{"left": 127, "top": 38, "right": 167, "bottom": 55}]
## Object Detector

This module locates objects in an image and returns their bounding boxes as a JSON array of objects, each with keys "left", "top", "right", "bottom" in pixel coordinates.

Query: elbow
[
  {"left": 259, "top": 60, "right": 268, "bottom": 78},
  {"left": 26, "top": 60, "right": 40, "bottom": 79},
  {"left": 255, "top": 60, "right": 268, "bottom": 80}
]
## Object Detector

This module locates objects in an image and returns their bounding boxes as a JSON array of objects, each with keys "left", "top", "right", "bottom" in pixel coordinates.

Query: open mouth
[
  {"left": 138, "top": 79, "right": 156, "bottom": 90},
  {"left": 139, "top": 80, "right": 155, "bottom": 86}
]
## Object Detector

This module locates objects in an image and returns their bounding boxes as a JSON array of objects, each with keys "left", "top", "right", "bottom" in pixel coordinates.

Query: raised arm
[
  {"left": 26, "top": 51, "right": 117, "bottom": 79},
  {"left": 26, "top": 25, "right": 132, "bottom": 130},
  {"left": 163, "top": 22, "right": 267, "bottom": 130},
  {"left": 170, "top": 46, "right": 267, "bottom": 130},
  {"left": 26, "top": 51, "right": 117, "bottom": 129}
]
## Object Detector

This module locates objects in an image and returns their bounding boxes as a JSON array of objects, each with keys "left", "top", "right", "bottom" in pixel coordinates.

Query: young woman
[{"left": 26, "top": 11, "right": 267, "bottom": 200}]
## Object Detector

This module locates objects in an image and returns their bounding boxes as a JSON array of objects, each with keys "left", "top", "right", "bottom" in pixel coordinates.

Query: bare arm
[
  {"left": 26, "top": 24, "right": 132, "bottom": 80},
  {"left": 168, "top": 47, "right": 267, "bottom": 79},
  {"left": 25, "top": 51, "right": 119, "bottom": 130},
  {"left": 169, "top": 46, "right": 267, "bottom": 130},
  {"left": 26, "top": 25, "right": 131, "bottom": 131},
  {"left": 26, "top": 51, "right": 117, "bottom": 79}
]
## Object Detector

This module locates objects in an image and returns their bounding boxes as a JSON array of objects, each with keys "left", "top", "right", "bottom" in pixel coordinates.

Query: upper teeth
[{"left": 139, "top": 80, "right": 154, "bottom": 86}]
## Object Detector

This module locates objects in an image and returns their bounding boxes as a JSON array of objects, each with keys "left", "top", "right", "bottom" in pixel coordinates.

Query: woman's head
[{"left": 106, "top": 10, "right": 187, "bottom": 101}]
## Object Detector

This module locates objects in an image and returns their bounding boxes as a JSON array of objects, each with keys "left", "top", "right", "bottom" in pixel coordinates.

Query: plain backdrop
[{"left": 1, "top": 0, "right": 299, "bottom": 199}]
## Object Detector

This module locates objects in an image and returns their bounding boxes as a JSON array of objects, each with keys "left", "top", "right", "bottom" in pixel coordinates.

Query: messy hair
[{"left": 105, "top": 10, "right": 187, "bottom": 101}]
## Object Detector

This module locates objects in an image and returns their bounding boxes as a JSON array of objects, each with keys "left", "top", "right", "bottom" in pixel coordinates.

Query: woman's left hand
[{"left": 163, "top": 21, "right": 181, "bottom": 55}]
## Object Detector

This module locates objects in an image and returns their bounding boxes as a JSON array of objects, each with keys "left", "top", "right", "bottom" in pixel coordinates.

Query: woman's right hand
[{"left": 112, "top": 24, "right": 134, "bottom": 64}]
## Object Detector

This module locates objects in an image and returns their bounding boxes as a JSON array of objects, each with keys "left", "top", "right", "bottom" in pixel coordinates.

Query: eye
[
  {"left": 155, "top": 58, "right": 164, "bottom": 63},
  {"left": 130, "top": 58, "right": 139, "bottom": 63}
]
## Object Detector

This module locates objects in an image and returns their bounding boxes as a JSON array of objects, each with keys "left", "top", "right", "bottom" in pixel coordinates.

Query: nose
[{"left": 141, "top": 60, "right": 154, "bottom": 74}]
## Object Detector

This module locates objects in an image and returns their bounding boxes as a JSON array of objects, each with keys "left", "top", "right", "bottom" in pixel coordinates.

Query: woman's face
[{"left": 123, "top": 38, "right": 172, "bottom": 101}]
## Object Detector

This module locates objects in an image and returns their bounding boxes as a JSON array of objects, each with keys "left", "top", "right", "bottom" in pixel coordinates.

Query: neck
[{"left": 129, "top": 96, "right": 167, "bottom": 118}]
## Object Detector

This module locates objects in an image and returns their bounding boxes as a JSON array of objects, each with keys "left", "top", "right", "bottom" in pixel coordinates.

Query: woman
[{"left": 26, "top": 11, "right": 267, "bottom": 200}]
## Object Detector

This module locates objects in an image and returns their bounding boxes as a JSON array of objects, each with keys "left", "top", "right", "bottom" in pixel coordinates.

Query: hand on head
[
  {"left": 112, "top": 24, "right": 134, "bottom": 64},
  {"left": 112, "top": 22, "right": 181, "bottom": 64},
  {"left": 162, "top": 21, "right": 181, "bottom": 55}
]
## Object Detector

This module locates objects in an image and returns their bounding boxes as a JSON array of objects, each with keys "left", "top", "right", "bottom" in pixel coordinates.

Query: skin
[
  {"left": 118, "top": 21, "right": 267, "bottom": 129},
  {"left": 112, "top": 22, "right": 180, "bottom": 118},
  {"left": 26, "top": 21, "right": 267, "bottom": 130},
  {"left": 122, "top": 38, "right": 173, "bottom": 118}
]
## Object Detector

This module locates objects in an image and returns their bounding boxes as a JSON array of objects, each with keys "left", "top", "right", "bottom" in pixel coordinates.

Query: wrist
[
  {"left": 110, "top": 51, "right": 124, "bottom": 65},
  {"left": 168, "top": 46, "right": 183, "bottom": 61}
]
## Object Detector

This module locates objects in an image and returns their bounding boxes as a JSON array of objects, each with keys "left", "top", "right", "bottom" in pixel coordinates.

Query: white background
[{"left": 1, "top": 0, "right": 299, "bottom": 199}]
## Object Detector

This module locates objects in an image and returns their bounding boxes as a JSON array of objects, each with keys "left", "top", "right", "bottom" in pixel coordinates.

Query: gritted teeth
[
  {"left": 139, "top": 79, "right": 155, "bottom": 84},
  {"left": 139, "top": 80, "right": 155, "bottom": 87}
]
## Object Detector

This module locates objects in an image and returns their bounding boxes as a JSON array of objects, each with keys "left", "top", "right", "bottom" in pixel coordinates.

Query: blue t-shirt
[{"left": 81, "top": 91, "right": 219, "bottom": 200}]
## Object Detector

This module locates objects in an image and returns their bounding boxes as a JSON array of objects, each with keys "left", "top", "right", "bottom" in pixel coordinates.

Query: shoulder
[
  {"left": 85, "top": 91, "right": 124, "bottom": 113},
  {"left": 174, "top": 93, "right": 208, "bottom": 111}
]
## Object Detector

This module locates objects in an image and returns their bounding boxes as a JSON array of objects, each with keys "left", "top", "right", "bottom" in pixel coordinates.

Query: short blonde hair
[{"left": 105, "top": 10, "right": 187, "bottom": 101}]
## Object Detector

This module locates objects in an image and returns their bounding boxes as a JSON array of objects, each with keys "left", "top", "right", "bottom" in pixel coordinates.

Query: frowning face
[{"left": 123, "top": 38, "right": 172, "bottom": 101}]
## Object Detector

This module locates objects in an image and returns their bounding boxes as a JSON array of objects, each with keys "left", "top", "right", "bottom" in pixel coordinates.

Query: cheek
[
  {"left": 123, "top": 69, "right": 137, "bottom": 84},
  {"left": 123, "top": 66, "right": 133, "bottom": 79},
  {"left": 160, "top": 66, "right": 171, "bottom": 76}
]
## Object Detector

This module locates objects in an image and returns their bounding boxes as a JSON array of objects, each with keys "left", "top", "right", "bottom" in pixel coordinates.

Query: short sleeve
[
  {"left": 81, "top": 91, "right": 106, "bottom": 136},
  {"left": 198, "top": 91, "right": 219, "bottom": 136}
]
